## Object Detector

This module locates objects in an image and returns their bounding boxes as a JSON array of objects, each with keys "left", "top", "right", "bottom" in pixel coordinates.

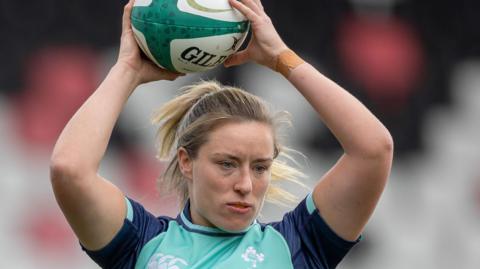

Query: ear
[{"left": 177, "top": 147, "right": 193, "bottom": 180}]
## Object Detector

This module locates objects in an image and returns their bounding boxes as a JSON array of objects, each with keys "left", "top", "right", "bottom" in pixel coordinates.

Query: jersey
[{"left": 83, "top": 193, "right": 360, "bottom": 268}]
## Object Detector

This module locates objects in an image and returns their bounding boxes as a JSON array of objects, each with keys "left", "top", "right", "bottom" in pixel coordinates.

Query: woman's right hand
[{"left": 117, "top": 0, "right": 184, "bottom": 85}]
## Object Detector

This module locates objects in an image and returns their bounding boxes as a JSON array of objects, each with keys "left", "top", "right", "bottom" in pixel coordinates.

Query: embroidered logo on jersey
[
  {"left": 147, "top": 253, "right": 188, "bottom": 269},
  {"left": 241, "top": 246, "right": 265, "bottom": 268}
]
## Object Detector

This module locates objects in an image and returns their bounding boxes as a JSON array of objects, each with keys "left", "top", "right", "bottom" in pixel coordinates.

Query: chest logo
[
  {"left": 147, "top": 253, "right": 188, "bottom": 269},
  {"left": 241, "top": 246, "right": 265, "bottom": 268}
]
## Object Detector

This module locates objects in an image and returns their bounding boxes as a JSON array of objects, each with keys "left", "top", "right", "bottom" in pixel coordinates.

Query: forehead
[{"left": 199, "top": 121, "right": 275, "bottom": 158}]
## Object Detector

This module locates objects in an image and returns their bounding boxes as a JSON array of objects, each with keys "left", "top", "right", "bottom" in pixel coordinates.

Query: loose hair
[{"left": 152, "top": 80, "right": 306, "bottom": 207}]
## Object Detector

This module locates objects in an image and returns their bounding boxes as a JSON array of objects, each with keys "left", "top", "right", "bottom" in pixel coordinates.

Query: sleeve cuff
[{"left": 305, "top": 193, "right": 362, "bottom": 249}]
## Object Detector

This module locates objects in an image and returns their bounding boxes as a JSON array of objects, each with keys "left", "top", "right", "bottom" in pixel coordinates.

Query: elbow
[
  {"left": 383, "top": 128, "right": 394, "bottom": 153},
  {"left": 49, "top": 154, "right": 97, "bottom": 206},
  {"left": 371, "top": 129, "right": 394, "bottom": 159},
  {"left": 50, "top": 154, "right": 90, "bottom": 185},
  {"left": 50, "top": 156, "right": 77, "bottom": 184},
  {"left": 356, "top": 128, "right": 394, "bottom": 160}
]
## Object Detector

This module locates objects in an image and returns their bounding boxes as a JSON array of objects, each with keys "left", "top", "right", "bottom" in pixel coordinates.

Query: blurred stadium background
[{"left": 1, "top": 0, "right": 480, "bottom": 268}]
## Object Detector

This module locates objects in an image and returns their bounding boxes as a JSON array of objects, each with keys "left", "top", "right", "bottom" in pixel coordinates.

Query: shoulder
[
  {"left": 83, "top": 197, "right": 174, "bottom": 269},
  {"left": 263, "top": 194, "right": 361, "bottom": 268}
]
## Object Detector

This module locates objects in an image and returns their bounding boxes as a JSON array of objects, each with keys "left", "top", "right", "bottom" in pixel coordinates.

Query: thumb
[
  {"left": 224, "top": 50, "right": 250, "bottom": 67},
  {"left": 122, "top": 0, "right": 135, "bottom": 34}
]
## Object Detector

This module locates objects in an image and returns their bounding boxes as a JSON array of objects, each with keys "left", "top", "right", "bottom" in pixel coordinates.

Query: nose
[{"left": 233, "top": 168, "right": 253, "bottom": 195}]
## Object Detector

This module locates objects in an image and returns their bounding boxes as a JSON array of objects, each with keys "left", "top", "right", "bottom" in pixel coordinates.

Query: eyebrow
[{"left": 211, "top": 153, "right": 273, "bottom": 163}]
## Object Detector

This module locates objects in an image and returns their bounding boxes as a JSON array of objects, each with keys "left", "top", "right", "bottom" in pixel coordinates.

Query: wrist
[
  {"left": 111, "top": 62, "right": 142, "bottom": 89},
  {"left": 274, "top": 49, "right": 305, "bottom": 78}
]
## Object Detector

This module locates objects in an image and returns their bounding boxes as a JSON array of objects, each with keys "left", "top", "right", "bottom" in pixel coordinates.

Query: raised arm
[
  {"left": 286, "top": 63, "right": 393, "bottom": 241},
  {"left": 226, "top": 0, "right": 393, "bottom": 241},
  {"left": 50, "top": 0, "right": 182, "bottom": 250}
]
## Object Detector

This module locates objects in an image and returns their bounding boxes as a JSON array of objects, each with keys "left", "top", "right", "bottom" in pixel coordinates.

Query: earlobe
[{"left": 178, "top": 147, "right": 193, "bottom": 180}]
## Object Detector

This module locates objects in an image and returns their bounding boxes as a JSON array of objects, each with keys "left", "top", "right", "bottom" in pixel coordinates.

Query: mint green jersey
[{"left": 84, "top": 194, "right": 359, "bottom": 268}]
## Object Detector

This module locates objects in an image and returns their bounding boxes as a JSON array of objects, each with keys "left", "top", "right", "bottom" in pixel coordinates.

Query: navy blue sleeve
[
  {"left": 82, "top": 198, "right": 172, "bottom": 269},
  {"left": 270, "top": 193, "right": 360, "bottom": 269}
]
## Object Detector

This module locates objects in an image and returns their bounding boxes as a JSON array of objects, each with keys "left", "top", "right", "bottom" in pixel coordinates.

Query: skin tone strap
[{"left": 275, "top": 50, "right": 305, "bottom": 78}]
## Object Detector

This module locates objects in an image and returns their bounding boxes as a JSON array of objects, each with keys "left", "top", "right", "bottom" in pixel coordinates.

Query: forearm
[
  {"left": 287, "top": 62, "right": 393, "bottom": 158},
  {"left": 51, "top": 64, "right": 140, "bottom": 173}
]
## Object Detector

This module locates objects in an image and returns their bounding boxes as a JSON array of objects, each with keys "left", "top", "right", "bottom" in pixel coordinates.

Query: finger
[
  {"left": 238, "top": 0, "right": 262, "bottom": 15},
  {"left": 228, "top": 0, "right": 260, "bottom": 22},
  {"left": 122, "top": 0, "right": 135, "bottom": 33},
  {"left": 254, "top": 0, "right": 264, "bottom": 11},
  {"left": 224, "top": 50, "right": 250, "bottom": 67},
  {"left": 241, "top": 0, "right": 263, "bottom": 14}
]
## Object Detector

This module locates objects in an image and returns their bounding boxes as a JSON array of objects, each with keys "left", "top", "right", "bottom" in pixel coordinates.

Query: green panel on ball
[{"left": 131, "top": 0, "right": 249, "bottom": 30}]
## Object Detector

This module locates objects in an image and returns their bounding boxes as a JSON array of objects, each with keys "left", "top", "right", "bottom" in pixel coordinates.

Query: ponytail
[
  {"left": 152, "top": 81, "right": 222, "bottom": 205},
  {"left": 152, "top": 80, "right": 221, "bottom": 159}
]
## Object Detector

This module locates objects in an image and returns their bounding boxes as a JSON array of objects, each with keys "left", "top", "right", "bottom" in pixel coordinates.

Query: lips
[
  {"left": 227, "top": 202, "right": 253, "bottom": 209},
  {"left": 226, "top": 201, "right": 254, "bottom": 214}
]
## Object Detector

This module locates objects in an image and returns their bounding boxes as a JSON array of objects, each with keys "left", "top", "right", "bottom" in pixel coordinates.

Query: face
[{"left": 178, "top": 121, "right": 275, "bottom": 232}]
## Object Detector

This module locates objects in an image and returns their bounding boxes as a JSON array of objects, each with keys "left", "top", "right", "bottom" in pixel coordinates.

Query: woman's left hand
[{"left": 224, "top": 0, "right": 289, "bottom": 70}]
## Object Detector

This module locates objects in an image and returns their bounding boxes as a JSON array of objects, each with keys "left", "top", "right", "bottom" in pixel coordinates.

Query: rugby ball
[{"left": 131, "top": 0, "right": 250, "bottom": 73}]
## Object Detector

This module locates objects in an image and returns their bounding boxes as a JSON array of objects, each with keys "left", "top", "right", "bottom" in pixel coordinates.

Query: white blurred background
[{"left": 1, "top": 0, "right": 480, "bottom": 268}]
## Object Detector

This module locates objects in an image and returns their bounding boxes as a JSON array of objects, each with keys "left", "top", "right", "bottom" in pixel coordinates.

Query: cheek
[
  {"left": 193, "top": 165, "right": 229, "bottom": 194},
  {"left": 253, "top": 177, "right": 270, "bottom": 196}
]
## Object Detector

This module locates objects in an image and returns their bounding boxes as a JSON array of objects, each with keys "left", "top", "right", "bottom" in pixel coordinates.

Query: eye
[
  {"left": 218, "top": 161, "right": 235, "bottom": 170},
  {"left": 253, "top": 165, "right": 268, "bottom": 174}
]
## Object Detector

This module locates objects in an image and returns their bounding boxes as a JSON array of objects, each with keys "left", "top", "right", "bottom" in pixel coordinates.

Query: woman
[{"left": 50, "top": 0, "right": 394, "bottom": 268}]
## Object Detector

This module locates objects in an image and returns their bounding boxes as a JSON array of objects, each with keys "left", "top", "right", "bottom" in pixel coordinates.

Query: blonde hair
[{"left": 152, "top": 80, "right": 306, "bottom": 206}]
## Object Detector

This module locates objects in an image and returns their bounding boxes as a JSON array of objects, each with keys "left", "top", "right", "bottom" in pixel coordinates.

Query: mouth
[{"left": 226, "top": 202, "right": 253, "bottom": 213}]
